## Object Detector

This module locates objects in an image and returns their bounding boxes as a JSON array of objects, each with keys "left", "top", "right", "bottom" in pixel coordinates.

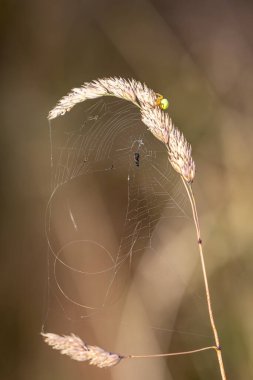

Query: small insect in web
[
  {"left": 155, "top": 93, "right": 169, "bottom": 110},
  {"left": 133, "top": 139, "right": 144, "bottom": 167},
  {"left": 134, "top": 152, "right": 140, "bottom": 167}
]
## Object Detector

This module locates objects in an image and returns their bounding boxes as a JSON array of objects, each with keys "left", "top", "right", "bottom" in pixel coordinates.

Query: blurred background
[{"left": 1, "top": 0, "right": 253, "bottom": 379}]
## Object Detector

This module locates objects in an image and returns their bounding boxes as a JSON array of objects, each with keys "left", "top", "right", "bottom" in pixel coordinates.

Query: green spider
[{"left": 155, "top": 93, "right": 169, "bottom": 110}]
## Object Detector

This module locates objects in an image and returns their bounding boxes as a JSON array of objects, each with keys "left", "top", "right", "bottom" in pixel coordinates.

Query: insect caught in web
[
  {"left": 155, "top": 93, "right": 169, "bottom": 110},
  {"left": 134, "top": 152, "right": 140, "bottom": 167}
]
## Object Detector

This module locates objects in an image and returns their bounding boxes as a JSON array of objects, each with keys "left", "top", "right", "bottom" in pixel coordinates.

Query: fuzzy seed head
[
  {"left": 41, "top": 332, "right": 122, "bottom": 368},
  {"left": 48, "top": 77, "right": 195, "bottom": 181}
]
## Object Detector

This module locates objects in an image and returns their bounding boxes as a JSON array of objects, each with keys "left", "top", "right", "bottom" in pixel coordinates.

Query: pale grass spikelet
[
  {"left": 41, "top": 332, "right": 122, "bottom": 368},
  {"left": 48, "top": 77, "right": 157, "bottom": 120},
  {"left": 48, "top": 76, "right": 195, "bottom": 182},
  {"left": 167, "top": 127, "right": 196, "bottom": 182},
  {"left": 140, "top": 105, "right": 172, "bottom": 144},
  {"left": 130, "top": 78, "right": 157, "bottom": 107}
]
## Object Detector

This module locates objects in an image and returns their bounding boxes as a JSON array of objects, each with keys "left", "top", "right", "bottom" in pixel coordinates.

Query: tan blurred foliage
[{"left": 1, "top": 1, "right": 253, "bottom": 379}]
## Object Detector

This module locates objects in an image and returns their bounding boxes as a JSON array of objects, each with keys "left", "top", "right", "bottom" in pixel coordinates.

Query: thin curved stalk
[
  {"left": 126, "top": 345, "right": 217, "bottom": 360},
  {"left": 181, "top": 177, "right": 227, "bottom": 380}
]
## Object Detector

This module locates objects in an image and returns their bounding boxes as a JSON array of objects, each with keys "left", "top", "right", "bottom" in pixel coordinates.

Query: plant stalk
[
  {"left": 182, "top": 177, "right": 227, "bottom": 380},
  {"left": 127, "top": 345, "right": 216, "bottom": 360}
]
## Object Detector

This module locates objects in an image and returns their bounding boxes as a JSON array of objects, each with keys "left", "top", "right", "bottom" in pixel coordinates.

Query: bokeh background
[{"left": 1, "top": 1, "right": 253, "bottom": 379}]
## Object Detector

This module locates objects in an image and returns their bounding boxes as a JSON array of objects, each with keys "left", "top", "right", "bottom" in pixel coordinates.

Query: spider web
[{"left": 44, "top": 97, "right": 198, "bottom": 331}]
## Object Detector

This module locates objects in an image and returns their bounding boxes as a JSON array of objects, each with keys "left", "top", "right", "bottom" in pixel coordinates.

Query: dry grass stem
[
  {"left": 41, "top": 332, "right": 123, "bottom": 368},
  {"left": 42, "top": 332, "right": 219, "bottom": 368},
  {"left": 46, "top": 77, "right": 227, "bottom": 379},
  {"left": 182, "top": 179, "right": 227, "bottom": 380}
]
